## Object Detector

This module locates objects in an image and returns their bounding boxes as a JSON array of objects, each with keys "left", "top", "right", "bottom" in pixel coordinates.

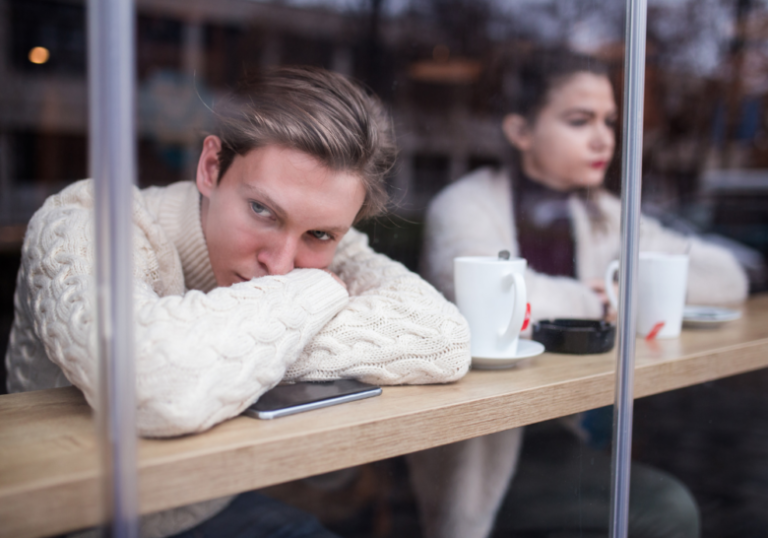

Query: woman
[{"left": 409, "top": 49, "right": 748, "bottom": 538}]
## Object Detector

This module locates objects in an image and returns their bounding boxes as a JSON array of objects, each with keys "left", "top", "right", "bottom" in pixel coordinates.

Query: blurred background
[{"left": 1, "top": 0, "right": 768, "bottom": 537}]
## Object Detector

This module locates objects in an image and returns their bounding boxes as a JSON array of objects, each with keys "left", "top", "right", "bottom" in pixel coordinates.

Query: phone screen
[{"left": 245, "top": 380, "right": 382, "bottom": 419}]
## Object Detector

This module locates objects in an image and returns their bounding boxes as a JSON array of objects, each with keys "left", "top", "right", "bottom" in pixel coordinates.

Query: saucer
[
  {"left": 683, "top": 305, "right": 741, "bottom": 328},
  {"left": 472, "top": 339, "right": 546, "bottom": 370}
]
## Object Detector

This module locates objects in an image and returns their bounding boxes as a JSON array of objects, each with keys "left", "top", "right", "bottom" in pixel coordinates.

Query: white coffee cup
[
  {"left": 604, "top": 252, "right": 689, "bottom": 339},
  {"left": 454, "top": 256, "right": 528, "bottom": 358}
]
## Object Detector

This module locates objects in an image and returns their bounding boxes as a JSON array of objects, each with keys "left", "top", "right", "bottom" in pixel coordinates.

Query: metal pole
[
  {"left": 88, "top": 0, "right": 139, "bottom": 535},
  {"left": 609, "top": 0, "right": 647, "bottom": 536}
]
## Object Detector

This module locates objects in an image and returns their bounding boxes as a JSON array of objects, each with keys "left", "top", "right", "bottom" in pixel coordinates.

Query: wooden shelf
[{"left": 2, "top": 295, "right": 768, "bottom": 538}]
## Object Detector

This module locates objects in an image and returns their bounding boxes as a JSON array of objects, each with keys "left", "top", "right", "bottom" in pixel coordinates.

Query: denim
[
  {"left": 169, "top": 492, "right": 340, "bottom": 538},
  {"left": 492, "top": 421, "right": 700, "bottom": 538}
]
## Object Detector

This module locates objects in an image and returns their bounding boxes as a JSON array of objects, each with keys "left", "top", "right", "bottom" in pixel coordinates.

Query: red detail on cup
[
  {"left": 521, "top": 303, "right": 531, "bottom": 331},
  {"left": 645, "top": 322, "right": 665, "bottom": 341}
]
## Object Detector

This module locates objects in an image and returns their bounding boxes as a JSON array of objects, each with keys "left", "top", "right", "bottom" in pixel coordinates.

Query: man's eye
[
  {"left": 250, "top": 201, "right": 272, "bottom": 217},
  {"left": 310, "top": 230, "right": 333, "bottom": 241}
]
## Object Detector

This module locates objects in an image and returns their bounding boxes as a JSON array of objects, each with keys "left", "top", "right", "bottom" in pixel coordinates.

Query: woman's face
[{"left": 504, "top": 72, "right": 617, "bottom": 191}]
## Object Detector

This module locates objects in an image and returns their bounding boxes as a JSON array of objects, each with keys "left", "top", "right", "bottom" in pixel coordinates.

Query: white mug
[
  {"left": 454, "top": 256, "right": 528, "bottom": 358},
  {"left": 604, "top": 252, "right": 689, "bottom": 339}
]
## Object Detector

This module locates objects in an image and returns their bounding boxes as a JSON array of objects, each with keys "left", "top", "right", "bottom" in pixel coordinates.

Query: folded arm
[
  {"left": 284, "top": 229, "right": 472, "bottom": 385},
  {"left": 16, "top": 184, "right": 348, "bottom": 437}
]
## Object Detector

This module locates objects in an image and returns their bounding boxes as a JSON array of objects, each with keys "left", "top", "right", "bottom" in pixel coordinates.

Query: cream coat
[{"left": 409, "top": 167, "right": 748, "bottom": 538}]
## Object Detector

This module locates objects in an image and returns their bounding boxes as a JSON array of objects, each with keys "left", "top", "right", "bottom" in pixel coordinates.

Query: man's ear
[
  {"left": 502, "top": 114, "right": 532, "bottom": 152},
  {"left": 196, "top": 135, "right": 223, "bottom": 198}
]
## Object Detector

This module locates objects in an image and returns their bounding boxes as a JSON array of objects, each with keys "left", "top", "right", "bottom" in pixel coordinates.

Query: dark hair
[
  {"left": 506, "top": 48, "right": 610, "bottom": 122},
  {"left": 506, "top": 48, "right": 612, "bottom": 225},
  {"left": 211, "top": 67, "right": 397, "bottom": 223}
]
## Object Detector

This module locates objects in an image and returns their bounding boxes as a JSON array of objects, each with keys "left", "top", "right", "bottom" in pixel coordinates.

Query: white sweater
[
  {"left": 409, "top": 167, "right": 748, "bottom": 538},
  {"left": 5, "top": 179, "right": 471, "bottom": 537}
]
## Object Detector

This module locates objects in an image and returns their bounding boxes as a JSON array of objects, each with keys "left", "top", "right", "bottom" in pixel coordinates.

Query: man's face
[{"left": 196, "top": 136, "right": 366, "bottom": 287}]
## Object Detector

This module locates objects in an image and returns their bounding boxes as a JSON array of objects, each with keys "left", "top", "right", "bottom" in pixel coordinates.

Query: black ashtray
[{"left": 532, "top": 319, "right": 616, "bottom": 355}]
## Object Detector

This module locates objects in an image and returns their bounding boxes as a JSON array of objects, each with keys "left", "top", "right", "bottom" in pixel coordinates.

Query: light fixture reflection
[{"left": 28, "top": 46, "right": 50, "bottom": 64}]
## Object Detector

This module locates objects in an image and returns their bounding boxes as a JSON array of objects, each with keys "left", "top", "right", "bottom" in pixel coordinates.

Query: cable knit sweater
[
  {"left": 408, "top": 167, "right": 748, "bottom": 538},
  {"left": 5, "top": 179, "right": 471, "bottom": 537}
]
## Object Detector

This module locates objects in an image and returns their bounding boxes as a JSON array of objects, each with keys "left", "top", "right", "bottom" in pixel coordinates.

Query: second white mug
[{"left": 605, "top": 252, "right": 689, "bottom": 339}]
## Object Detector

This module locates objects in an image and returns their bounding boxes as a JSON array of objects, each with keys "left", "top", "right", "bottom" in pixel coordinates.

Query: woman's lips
[{"left": 590, "top": 160, "right": 608, "bottom": 170}]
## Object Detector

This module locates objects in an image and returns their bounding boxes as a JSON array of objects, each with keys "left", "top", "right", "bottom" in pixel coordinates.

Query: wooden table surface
[{"left": 3, "top": 295, "right": 768, "bottom": 538}]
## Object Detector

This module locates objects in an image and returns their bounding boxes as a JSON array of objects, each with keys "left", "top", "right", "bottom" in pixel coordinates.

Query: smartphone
[{"left": 244, "top": 379, "right": 382, "bottom": 420}]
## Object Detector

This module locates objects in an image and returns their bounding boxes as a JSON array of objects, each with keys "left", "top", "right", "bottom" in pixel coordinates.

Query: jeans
[
  {"left": 169, "top": 491, "right": 340, "bottom": 538},
  {"left": 491, "top": 421, "right": 701, "bottom": 538}
]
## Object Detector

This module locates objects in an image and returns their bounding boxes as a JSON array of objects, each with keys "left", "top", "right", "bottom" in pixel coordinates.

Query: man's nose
[{"left": 258, "top": 235, "right": 298, "bottom": 276}]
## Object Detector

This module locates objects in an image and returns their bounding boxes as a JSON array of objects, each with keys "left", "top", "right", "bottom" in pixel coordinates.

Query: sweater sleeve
[
  {"left": 283, "top": 229, "right": 471, "bottom": 385},
  {"left": 16, "top": 183, "right": 349, "bottom": 437}
]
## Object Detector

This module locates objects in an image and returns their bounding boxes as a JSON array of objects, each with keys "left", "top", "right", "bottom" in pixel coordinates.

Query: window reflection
[
  {"left": 636, "top": 2, "right": 768, "bottom": 537},
  {"left": 10, "top": 0, "right": 87, "bottom": 75},
  {"left": 1, "top": 0, "right": 767, "bottom": 537}
]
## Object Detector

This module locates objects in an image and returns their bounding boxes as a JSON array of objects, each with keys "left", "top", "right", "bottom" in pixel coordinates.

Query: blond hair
[{"left": 212, "top": 67, "right": 396, "bottom": 222}]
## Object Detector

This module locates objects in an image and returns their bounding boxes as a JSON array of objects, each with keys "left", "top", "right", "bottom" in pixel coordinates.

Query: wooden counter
[{"left": 2, "top": 295, "right": 768, "bottom": 538}]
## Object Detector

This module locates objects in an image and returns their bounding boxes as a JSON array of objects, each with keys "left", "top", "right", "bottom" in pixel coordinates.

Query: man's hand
[{"left": 324, "top": 269, "right": 348, "bottom": 291}]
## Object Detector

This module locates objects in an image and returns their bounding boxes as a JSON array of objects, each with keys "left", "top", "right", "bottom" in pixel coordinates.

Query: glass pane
[
  {"left": 0, "top": 0, "right": 119, "bottom": 535},
  {"left": 0, "top": 0, "right": 620, "bottom": 536},
  {"left": 13, "top": 0, "right": 756, "bottom": 537},
  {"left": 633, "top": 1, "right": 768, "bottom": 537},
  {"left": 0, "top": 0, "right": 88, "bottom": 366}
]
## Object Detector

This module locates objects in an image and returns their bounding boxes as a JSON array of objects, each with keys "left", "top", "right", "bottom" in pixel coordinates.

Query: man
[{"left": 5, "top": 67, "right": 471, "bottom": 537}]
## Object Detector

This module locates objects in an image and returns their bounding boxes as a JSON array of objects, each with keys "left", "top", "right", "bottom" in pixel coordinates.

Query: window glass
[
  {"left": 8, "top": 1, "right": 765, "bottom": 537},
  {"left": 123, "top": 1, "right": 632, "bottom": 536},
  {"left": 633, "top": 1, "right": 768, "bottom": 536}
]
